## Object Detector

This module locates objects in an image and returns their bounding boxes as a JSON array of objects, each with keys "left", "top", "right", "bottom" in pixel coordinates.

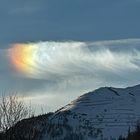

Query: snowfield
[
  {"left": 41, "top": 85, "right": 140, "bottom": 140},
  {"left": 5, "top": 85, "right": 140, "bottom": 140}
]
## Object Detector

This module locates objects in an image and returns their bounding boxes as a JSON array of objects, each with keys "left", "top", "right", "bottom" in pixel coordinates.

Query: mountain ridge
[{"left": 3, "top": 84, "right": 140, "bottom": 140}]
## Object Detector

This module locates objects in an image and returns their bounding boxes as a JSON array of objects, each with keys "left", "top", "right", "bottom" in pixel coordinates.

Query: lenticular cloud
[{"left": 8, "top": 39, "right": 140, "bottom": 83}]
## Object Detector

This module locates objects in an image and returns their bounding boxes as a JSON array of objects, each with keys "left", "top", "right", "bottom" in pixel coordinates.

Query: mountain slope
[{"left": 4, "top": 85, "right": 140, "bottom": 140}]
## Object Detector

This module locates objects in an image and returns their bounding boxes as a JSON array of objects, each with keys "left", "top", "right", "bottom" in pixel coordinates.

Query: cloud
[
  {"left": 7, "top": 39, "right": 140, "bottom": 82},
  {"left": 1, "top": 38, "right": 140, "bottom": 111}
]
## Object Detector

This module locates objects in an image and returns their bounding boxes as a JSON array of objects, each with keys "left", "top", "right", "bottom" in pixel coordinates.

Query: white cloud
[{"left": 1, "top": 38, "right": 140, "bottom": 112}]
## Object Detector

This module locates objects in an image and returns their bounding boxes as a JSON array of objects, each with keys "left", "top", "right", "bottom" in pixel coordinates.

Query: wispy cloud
[
  {"left": 7, "top": 39, "right": 140, "bottom": 82},
  {"left": 1, "top": 38, "right": 140, "bottom": 111}
]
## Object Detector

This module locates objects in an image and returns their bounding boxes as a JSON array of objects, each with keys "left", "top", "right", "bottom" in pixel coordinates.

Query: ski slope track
[{"left": 6, "top": 85, "right": 140, "bottom": 140}]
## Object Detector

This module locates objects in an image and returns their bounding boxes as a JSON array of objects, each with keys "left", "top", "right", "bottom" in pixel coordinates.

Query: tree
[
  {"left": 0, "top": 93, "right": 34, "bottom": 132},
  {"left": 118, "top": 123, "right": 140, "bottom": 140}
]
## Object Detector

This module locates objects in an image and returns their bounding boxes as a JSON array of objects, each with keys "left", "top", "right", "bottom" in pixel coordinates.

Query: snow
[{"left": 41, "top": 85, "right": 140, "bottom": 140}]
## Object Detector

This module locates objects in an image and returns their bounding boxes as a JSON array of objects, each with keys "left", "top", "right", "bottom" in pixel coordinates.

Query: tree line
[{"left": 0, "top": 93, "right": 34, "bottom": 132}]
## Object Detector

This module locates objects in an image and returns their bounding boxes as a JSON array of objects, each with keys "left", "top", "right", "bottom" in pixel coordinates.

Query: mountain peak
[
  {"left": 4, "top": 84, "right": 140, "bottom": 140},
  {"left": 48, "top": 85, "right": 140, "bottom": 139}
]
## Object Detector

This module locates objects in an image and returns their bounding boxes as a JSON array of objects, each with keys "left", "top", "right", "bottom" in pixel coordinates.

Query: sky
[{"left": 0, "top": 0, "right": 140, "bottom": 113}]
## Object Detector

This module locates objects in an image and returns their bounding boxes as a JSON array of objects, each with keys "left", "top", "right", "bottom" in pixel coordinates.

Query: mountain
[{"left": 3, "top": 85, "right": 140, "bottom": 140}]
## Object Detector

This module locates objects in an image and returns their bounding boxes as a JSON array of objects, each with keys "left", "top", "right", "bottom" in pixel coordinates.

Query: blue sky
[
  {"left": 1, "top": 0, "right": 140, "bottom": 113},
  {"left": 0, "top": 0, "right": 140, "bottom": 46}
]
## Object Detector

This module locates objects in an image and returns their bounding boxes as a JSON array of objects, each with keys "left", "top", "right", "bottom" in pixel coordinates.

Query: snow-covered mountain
[{"left": 4, "top": 85, "right": 140, "bottom": 140}]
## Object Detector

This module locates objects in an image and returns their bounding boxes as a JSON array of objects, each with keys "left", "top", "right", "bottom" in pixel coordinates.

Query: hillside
[{"left": 3, "top": 85, "right": 140, "bottom": 140}]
